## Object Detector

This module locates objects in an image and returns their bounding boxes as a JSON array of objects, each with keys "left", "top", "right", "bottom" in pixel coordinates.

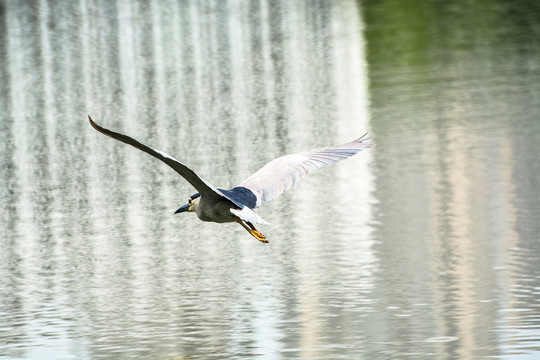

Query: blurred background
[{"left": 1, "top": 0, "right": 539, "bottom": 359}]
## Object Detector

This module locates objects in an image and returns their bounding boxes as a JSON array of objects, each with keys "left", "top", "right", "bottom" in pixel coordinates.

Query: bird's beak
[{"left": 174, "top": 204, "right": 189, "bottom": 214}]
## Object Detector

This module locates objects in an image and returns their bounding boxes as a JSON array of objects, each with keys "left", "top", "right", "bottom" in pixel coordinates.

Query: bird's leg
[
  {"left": 235, "top": 218, "right": 268, "bottom": 243},
  {"left": 247, "top": 222, "right": 268, "bottom": 243}
]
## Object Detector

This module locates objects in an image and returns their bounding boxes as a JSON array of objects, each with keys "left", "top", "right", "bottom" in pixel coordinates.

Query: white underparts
[{"left": 230, "top": 207, "right": 269, "bottom": 225}]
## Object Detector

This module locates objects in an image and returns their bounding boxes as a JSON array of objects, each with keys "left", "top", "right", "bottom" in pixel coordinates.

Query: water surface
[{"left": 1, "top": 0, "right": 539, "bottom": 359}]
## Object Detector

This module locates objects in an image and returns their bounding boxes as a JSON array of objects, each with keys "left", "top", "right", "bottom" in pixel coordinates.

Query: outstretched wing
[
  {"left": 88, "top": 116, "right": 223, "bottom": 201},
  {"left": 238, "top": 134, "right": 372, "bottom": 207}
]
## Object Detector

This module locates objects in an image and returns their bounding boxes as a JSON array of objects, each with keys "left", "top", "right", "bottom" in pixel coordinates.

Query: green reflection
[{"left": 363, "top": 0, "right": 540, "bottom": 357}]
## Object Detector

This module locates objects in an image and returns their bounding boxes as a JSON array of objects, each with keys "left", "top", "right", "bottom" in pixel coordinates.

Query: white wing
[{"left": 238, "top": 134, "right": 372, "bottom": 207}]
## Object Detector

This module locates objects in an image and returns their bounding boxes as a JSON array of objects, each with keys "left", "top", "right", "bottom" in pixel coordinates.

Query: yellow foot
[{"left": 250, "top": 230, "right": 268, "bottom": 243}]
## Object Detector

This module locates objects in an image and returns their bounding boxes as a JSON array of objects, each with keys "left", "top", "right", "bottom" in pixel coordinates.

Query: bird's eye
[{"left": 188, "top": 198, "right": 192, "bottom": 204}]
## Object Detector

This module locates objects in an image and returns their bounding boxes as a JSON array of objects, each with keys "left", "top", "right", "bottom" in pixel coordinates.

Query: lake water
[{"left": 1, "top": 1, "right": 540, "bottom": 359}]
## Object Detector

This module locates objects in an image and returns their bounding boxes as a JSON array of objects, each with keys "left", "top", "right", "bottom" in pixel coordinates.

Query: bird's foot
[{"left": 250, "top": 230, "right": 268, "bottom": 243}]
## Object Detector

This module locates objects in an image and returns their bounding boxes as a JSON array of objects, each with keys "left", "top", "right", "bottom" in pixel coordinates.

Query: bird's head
[{"left": 175, "top": 193, "right": 200, "bottom": 214}]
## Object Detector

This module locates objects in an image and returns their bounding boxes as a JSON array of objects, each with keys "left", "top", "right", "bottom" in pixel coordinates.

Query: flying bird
[{"left": 88, "top": 116, "right": 371, "bottom": 242}]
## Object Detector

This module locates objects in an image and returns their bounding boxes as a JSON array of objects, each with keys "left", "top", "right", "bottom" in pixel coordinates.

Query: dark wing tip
[
  {"left": 88, "top": 115, "right": 118, "bottom": 140},
  {"left": 88, "top": 115, "right": 102, "bottom": 132}
]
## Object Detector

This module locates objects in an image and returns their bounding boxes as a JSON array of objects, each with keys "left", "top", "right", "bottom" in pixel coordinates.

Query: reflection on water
[
  {"left": 1, "top": 0, "right": 540, "bottom": 359},
  {"left": 365, "top": 1, "right": 540, "bottom": 358}
]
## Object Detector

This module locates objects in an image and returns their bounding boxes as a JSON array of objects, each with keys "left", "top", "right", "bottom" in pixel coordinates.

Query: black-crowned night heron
[{"left": 89, "top": 116, "right": 371, "bottom": 242}]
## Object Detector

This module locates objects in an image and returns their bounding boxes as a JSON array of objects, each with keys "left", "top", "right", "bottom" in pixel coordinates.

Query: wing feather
[
  {"left": 238, "top": 134, "right": 372, "bottom": 207},
  {"left": 88, "top": 116, "right": 224, "bottom": 201}
]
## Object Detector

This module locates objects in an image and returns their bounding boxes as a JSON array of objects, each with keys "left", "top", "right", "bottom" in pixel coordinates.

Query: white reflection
[{"left": 1, "top": 0, "right": 373, "bottom": 359}]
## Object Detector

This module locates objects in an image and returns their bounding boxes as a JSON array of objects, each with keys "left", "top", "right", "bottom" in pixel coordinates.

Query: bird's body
[
  {"left": 194, "top": 192, "right": 242, "bottom": 223},
  {"left": 89, "top": 116, "right": 371, "bottom": 242},
  {"left": 192, "top": 196, "right": 231, "bottom": 223}
]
